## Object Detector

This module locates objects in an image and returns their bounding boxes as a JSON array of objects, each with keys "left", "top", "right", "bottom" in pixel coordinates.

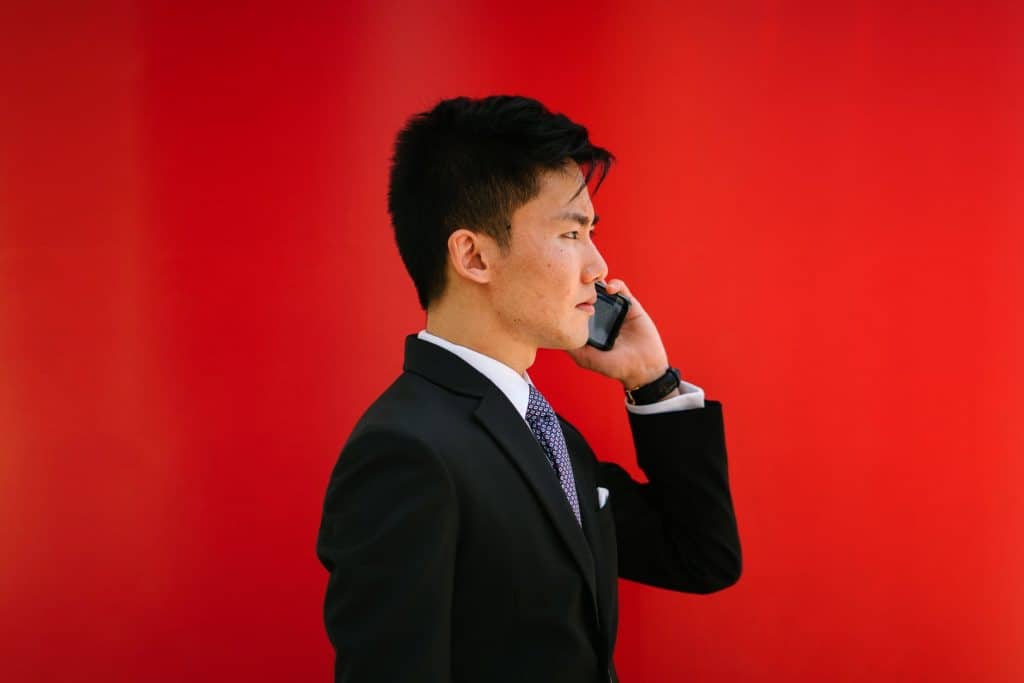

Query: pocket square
[{"left": 597, "top": 486, "right": 609, "bottom": 509}]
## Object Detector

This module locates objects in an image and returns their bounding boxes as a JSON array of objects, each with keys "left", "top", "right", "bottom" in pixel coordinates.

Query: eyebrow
[{"left": 556, "top": 211, "right": 600, "bottom": 228}]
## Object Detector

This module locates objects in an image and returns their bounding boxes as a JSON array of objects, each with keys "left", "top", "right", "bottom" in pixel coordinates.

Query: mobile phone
[{"left": 586, "top": 281, "right": 630, "bottom": 351}]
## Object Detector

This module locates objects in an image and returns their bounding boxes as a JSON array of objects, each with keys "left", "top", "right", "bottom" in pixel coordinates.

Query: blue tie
[{"left": 525, "top": 383, "right": 582, "bottom": 526}]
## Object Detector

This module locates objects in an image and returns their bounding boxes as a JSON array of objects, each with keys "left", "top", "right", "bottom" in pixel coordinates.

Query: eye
[{"left": 563, "top": 229, "right": 596, "bottom": 240}]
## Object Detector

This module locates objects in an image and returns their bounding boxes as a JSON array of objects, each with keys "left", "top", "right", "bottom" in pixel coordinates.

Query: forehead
[{"left": 533, "top": 163, "right": 593, "bottom": 212}]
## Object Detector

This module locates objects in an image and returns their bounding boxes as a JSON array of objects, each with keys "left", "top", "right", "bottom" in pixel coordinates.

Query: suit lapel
[
  {"left": 473, "top": 390, "right": 599, "bottom": 608},
  {"left": 402, "top": 333, "right": 601, "bottom": 620}
]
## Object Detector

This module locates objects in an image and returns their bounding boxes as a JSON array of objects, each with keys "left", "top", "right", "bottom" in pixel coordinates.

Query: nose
[{"left": 583, "top": 242, "right": 608, "bottom": 285}]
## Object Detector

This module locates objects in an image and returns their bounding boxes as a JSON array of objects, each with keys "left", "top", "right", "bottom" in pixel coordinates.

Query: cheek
[
  {"left": 546, "top": 246, "right": 579, "bottom": 287},
  {"left": 505, "top": 243, "right": 578, "bottom": 311},
  {"left": 532, "top": 256, "right": 573, "bottom": 297},
  {"left": 539, "top": 270, "right": 579, "bottom": 324}
]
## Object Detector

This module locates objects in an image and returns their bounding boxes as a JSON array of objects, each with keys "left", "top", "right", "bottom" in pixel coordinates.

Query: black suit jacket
[{"left": 316, "top": 334, "right": 741, "bottom": 682}]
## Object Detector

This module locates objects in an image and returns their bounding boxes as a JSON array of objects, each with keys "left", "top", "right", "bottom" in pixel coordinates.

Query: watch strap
[{"left": 625, "top": 366, "right": 681, "bottom": 405}]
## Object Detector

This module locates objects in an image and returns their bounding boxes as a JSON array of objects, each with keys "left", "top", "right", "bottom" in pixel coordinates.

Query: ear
[{"left": 447, "top": 228, "right": 497, "bottom": 285}]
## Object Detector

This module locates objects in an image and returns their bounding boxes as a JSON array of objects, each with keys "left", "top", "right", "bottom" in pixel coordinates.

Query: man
[{"left": 316, "top": 94, "right": 741, "bottom": 683}]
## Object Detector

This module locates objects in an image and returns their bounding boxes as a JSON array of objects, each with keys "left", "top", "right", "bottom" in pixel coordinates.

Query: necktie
[{"left": 524, "top": 383, "right": 582, "bottom": 526}]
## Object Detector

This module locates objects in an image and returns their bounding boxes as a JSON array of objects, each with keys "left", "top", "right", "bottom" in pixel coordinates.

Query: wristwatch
[{"left": 624, "top": 366, "right": 681, "bottom": 405}]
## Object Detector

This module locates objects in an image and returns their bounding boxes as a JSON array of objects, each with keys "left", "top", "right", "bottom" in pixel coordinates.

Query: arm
[
  {"left": 564, "top": 279, "right": 740, "bottom": 592},
  {"left": 595, "top": 401, "right": 742, "bottom": 594},
  {"left": 316, "top": 429, "right": 457, "bottom": 682}
]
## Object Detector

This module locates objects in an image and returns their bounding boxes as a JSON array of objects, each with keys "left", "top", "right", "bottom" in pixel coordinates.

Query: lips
[{"left": 576, "top": 297, "right": 596, "bottom": 314}]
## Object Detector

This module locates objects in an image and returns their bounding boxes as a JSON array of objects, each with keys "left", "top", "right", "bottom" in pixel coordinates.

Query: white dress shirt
[{"left": 416, "top": 329, "right": 705, "bottom": 421}]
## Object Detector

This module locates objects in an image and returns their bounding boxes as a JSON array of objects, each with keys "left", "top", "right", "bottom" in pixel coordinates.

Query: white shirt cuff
[{"left": 624, "top": 379, "right": 705, "bottom": 414}]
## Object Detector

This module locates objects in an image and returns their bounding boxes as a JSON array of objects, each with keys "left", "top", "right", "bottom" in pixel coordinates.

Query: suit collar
[
  {"left": 402, "top": 333, "right": 499, "bottom": 398},
  {"left": 414, "top": 330, "right": 533, "bottom": 418}
]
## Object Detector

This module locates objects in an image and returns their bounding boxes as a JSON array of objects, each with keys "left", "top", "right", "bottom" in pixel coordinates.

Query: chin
[
  {"left": 540, "top": 327, "right": 588, "bottom": 351},
  {"left": 536, "top": 314, "right": 591, "bottom": 350},
  {"left": 567, "top": 323, "right": 591, "bottom": 349}
]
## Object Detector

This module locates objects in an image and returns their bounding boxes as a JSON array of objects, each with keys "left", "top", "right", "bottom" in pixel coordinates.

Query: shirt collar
[{"left": 416, "top": 329, "right": 533, "bottom": 419}]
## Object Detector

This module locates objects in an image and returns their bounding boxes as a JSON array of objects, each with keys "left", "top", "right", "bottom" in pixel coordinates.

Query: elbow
[
  {"left": 706, "top": 560, "right": 743, "bottom": 593},
  {"left": 689, "top": 567, "right": 741, "bottom": 595},
  {"left": 687, "top": 546, "right": 743, "bottom": 594},
  {"left": 713, "top": 541, "right": 743, "bottom": 590},
  {"left": 703, "top": 528, "right": 743, "bottom": 592}
]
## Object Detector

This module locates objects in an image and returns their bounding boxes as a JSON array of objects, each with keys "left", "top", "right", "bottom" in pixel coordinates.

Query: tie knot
[{"left": 525, "top": 383, "right": 557, "bottom": 427}]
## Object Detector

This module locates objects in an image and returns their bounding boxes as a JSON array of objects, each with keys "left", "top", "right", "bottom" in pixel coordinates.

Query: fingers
[
  {"left": 601, "top": 278, "right": 632, "bottom": 301},
  {"left": 599, "top": 277, "right": 644, "bottom": 317}
]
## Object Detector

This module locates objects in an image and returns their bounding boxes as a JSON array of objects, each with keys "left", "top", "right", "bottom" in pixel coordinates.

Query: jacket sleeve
[
  {"left": 594, "top": 399, "right": 742, "bottom": 594},
  {"left": 316, "top": 428, "right": 458, "bottom": 682}
]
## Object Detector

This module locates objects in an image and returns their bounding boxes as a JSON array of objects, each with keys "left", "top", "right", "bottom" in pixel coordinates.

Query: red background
[{"left": 3, "top": 1, "right": 1022, "bottom": 681}]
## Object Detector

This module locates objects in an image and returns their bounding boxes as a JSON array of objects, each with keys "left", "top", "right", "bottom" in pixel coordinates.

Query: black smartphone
[{"left": 586, "top": 281, "right": 630, "bottom": 351}]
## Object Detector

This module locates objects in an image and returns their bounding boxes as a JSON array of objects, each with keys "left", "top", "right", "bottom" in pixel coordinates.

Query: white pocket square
[{"left": 597, "top": 486, "right": 609, "bottom": 509}]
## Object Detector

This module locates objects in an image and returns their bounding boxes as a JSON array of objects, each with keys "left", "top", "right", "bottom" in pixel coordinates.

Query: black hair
[{"left": 386, "top": 94, "right": 615, "bottom": 310}]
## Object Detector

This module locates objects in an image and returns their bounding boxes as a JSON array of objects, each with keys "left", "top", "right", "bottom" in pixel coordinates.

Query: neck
[{"left": 425, "top": 298, "right": 536, "bottom": 377}]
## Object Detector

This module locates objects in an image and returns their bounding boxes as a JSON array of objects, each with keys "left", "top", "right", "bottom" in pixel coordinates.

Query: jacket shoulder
[{"left": 343, "top": 371, "right": 476, "bottom": 450}]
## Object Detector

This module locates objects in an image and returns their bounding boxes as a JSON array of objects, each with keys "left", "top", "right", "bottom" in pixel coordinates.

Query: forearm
[{"left": 613, "top": 401, "right": 742, "bottom": 593}]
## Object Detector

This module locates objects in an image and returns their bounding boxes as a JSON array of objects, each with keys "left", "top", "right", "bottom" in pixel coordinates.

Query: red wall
[{"left": 3, "top": 1, "right": 1022, "bottom": 681}]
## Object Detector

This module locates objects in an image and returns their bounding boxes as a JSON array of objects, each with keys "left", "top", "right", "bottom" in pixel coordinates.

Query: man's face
[{"left": 488, "top": 162, "right": 609, "bottom": 351}]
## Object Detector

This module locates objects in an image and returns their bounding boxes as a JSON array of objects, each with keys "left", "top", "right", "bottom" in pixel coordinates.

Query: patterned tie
[{"left": 524, "top": 383, "right": 582, "bottom": 526}]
